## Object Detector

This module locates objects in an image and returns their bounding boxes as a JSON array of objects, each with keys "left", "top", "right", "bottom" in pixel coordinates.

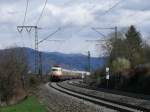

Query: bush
[
  {"left": 29, "top": 76, "right": 39, "bottom": 87},
  {"left": 0, "top": 47, "right": 27, "bottom": 105},
  {"left": 87, "top": 69, "right": 105, "bottom": 86},
  {"left": 87, "top": 63, "right": 150, "bottom": 95},
  {"left": 124, "top": 65, "right": 150, "bottom": 94},
  {"left": 112, "top": 57, "right": 131, "bottom": 73}
]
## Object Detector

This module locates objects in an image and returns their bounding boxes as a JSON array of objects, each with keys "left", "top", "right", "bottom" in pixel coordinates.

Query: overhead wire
[
  {"left": 36, "top": 0, "right": 67, "bottom": 45},
  {"left": 72, "top": 0, "right": 122, "bottom": 56},
  {"left": 91, "top": 1, "right": 145, "bottom": 42},
  {"left": 51, "top": 0, "right": 124, "bottom": 55},
  {"left": 36, "top": 0, "right": 48, "bottom": 26},
  {"left": 18, "top": 0, "right": 30, "bottom": 48},
  {"left": 22, "top": 0, "right": 29, "bottom": 26},
  {"left": 37, "top": 0, "right": 77, "bottom": 44},
  {"left": 74, "top": 0, "right": 125, "bottom": 34},
  {"left": 37, "top": 0, "right": 77, "bottom": 30},
  {"left": 86, "top": 0, "right": 124, "bottom": 55},
  {"left": 101, "top": 0, "right": 123, "bottom": 17},
  {"left": 91, "top": 27, "right": 107, "bottom": 38},
  {"left": 40, "top": 0, "right": 96, "bottom": 30},
  {"left": 38, "top": 0, "right": 124, "bottom": 45},
  {"left": 38, "top": 27, "right": 61, "bottom": 44}
]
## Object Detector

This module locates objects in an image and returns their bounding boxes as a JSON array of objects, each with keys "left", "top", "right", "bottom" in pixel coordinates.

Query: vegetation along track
[{"left": 50, "top": 82, "right": 149, "bottom": 112}]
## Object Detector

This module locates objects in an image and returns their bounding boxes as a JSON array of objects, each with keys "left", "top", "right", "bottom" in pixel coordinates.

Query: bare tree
[{"left": 0, "top": 47, "right": 27, "bottom": 105}]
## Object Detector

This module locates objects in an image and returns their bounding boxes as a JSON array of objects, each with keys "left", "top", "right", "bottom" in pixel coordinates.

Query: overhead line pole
[
  {"left": 92, "top": 26, "right": 118, "bottom": 86},
  {"left": 35, "top": 26, "right": 39, "bottom": 75},
  {"left": 37, "top": 28, "right": 62, "bottom": 76},
  {"left": 114, "top": 26, "right": 118, "bottom": 58},
  {"left": 88, "top": 51, "right": 91, "bottom": 73},
  {"left": 92, "top": 26, "right": 118, "bottom": 58},
  {"left": 89, "top": 26, "right": 118, "bottom": 88},
  {"left": 93, "top": 26, "right": 118, "bottom": 40},
  {"left": 17, "top": 25, "right": 40, "bottom": 75},
  {"left": 39, "top": 51, "right": 42, "bottom": 79}
]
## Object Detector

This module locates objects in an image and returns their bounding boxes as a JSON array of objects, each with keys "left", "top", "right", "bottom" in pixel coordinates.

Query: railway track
[
  {"left": 50, "top": 82, "right": 149, "bottom": 112},
  {"left": 68, "top": 80, "right": 150, "bottom": 101}
]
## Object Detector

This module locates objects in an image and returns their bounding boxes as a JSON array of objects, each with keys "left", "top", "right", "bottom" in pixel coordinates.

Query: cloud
[
  {"left": 0, "top": 0, "right": 150, "bottom": 57},
  {"left": 0, "top": 5, "right": 17, "bottom": 23},
  {"left": 39, "top": 3, "right": 95, "bottom": 27}
]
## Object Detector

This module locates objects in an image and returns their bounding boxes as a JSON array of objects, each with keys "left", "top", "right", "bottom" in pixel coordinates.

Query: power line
[
  {"left": 39, "top": 0, "right": 121, "bottom": 36},
  {"left": 38, "top": 0, "right": 79, "bottom": 29},
  {"left": 91, "top": 27, "right": 107, "bottom": 38},
  {"left": 22, "top": 0, "right": 29, "bottom": 25},
  {"left": 86, "top": 26, "right": 118, "bottom": 55},
  {"left": 74, "top": 0, "right": 124, "bottom": 34},
  {"left": 96, "top": 0, "right": 124, "bottom": 22},
  {"left": 39, "top": 0, "right": 112, "bottom": 33},
  {"left": 20, "top": 0, "right": 29, "bottom": 49},
  {"left": 102, "top": 0, "right": 123, "bottom": 16},
  {"left": 36, "top": 0, "right": 48, "bottom": 26},
  {"left": 38, "top": 27, "right": 61, "bottom": 44},
  {"left": 40, "top": 0, "right": 123, "bottom": 48}
]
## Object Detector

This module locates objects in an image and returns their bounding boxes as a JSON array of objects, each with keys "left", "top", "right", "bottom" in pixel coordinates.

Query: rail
[{"left": 50, "top": 82, "right": 149, "bottom": 112}]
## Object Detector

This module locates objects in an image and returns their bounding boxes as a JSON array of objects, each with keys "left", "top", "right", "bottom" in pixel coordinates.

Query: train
[{"left": 49, "top": 66, "right": 90, "bottom": 82}]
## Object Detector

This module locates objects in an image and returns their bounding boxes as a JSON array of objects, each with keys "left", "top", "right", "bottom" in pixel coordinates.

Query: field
[{"left": 0, "top": 96, "right": 47, "bottom": 112}]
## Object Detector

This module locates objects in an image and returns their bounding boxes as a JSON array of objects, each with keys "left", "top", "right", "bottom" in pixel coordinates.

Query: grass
[{"left": 0, "top": 96, "right": 47, "bottom": 112}]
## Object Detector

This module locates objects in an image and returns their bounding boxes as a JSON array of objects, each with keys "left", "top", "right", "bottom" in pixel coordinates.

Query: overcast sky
[{"left": 0, "top": 0, "right": 150, "bottom": 57}]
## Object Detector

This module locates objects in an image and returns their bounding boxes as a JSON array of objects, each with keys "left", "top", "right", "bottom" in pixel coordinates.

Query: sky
[{"left": 0, "top": 0, "right": 150, "bottom": 57}]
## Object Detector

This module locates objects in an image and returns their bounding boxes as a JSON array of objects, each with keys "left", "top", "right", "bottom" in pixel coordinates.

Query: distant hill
[{"left": 0, "top": 47, "right": 108, "bottom": 73}]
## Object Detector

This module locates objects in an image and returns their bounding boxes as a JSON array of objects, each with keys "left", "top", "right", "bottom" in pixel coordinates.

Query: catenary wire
[
  {"left": 36, "top": 0, "right": 48, "bottom": 26},
  {"left": 22, "top": 0, "right": 29, "bottom": 25},
  {"left": 38, "top": 27, "right": 61, "bottom": 44},
  {"left": 72, "top": 0, "right": 124, "bottom": 35}
]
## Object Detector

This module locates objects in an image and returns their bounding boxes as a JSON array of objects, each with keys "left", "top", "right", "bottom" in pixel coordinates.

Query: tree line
[
  {"left": 0, "top": 47, "right": 43, "bottom": 106},
  {"left": 88, "top": 25, "right": 150, "bottom": 94}
]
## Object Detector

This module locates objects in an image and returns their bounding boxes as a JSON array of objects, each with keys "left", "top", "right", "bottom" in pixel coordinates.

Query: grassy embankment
[{"left": 0, "top": 96, "right": 47, "bottom": 112}]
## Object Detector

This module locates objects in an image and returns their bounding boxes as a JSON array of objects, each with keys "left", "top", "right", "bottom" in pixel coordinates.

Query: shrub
[
  {"left": 87, "top": 69, "right": 105, "bottom": 86},
  {"left": 0, "top": 47, "right": 27, "bottom": 105},
  {"left": 29, "top": 76, "right": 39, "bottom": 87},
  {"left": 112, "top": 57, "right": 131, "bottom": 73}
]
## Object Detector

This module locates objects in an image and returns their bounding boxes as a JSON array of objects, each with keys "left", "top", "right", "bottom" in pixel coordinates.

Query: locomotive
[
  {"left": 49, "top": 66, "right": 63, "bottom": 81},
  {"left": 49, "top": 66, "right": 89, "bottom": 82}
]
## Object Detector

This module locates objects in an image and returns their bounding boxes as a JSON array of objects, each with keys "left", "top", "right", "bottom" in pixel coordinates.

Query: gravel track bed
[
  {"left": 71, "top": 80, "right": 150, "bottom": 101},
  {"left": 58, "top": 81, "right": 150, "bottom": 111},
  {"left": 37, "top": 83, "right": 117, "bottom": 112}
]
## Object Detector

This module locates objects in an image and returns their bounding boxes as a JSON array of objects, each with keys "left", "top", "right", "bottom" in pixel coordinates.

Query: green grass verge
[{"left": 0, "top": 96, "right": 47, "bottom": 112}]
